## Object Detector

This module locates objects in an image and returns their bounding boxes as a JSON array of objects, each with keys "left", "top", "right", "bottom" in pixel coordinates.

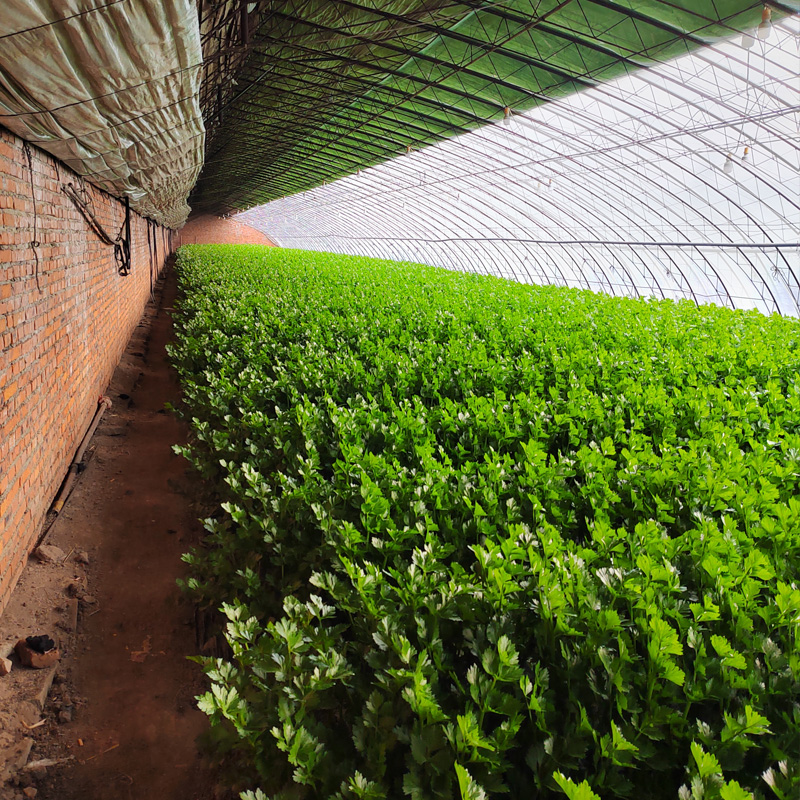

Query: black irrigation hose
[
  {"left": 61, "top": 182, "right": 116, "bottom": 244},
  {"left": 147, "top": 217, "right": 156, "bottom": 297},
  {"left": 119, "top": 196, "right": 131, "bottom": 276},
  {"left": 22, "top": 142, "right": 42, "bottom": 293},
  {"left": 61, "top": 181, "right": 132, "bottom": 276}
]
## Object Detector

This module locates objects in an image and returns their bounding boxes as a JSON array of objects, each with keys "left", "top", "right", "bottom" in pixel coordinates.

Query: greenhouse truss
[{"left": 238, "top": 11, "right": 800, "bottom": 316}]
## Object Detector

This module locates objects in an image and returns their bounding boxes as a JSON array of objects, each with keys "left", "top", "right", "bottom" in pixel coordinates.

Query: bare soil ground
[{"left": 0, "top": 265, "right": 223, "bottom": 799}]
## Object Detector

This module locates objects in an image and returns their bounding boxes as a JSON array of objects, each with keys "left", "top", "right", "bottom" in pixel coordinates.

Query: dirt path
[{"left": 36, "top": 265, "right": 214, "bottom": 799}]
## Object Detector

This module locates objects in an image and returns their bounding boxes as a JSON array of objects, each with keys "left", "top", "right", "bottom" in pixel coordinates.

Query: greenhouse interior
[{"left": 0, "top": 2, "right": 798, "bottom": 800}]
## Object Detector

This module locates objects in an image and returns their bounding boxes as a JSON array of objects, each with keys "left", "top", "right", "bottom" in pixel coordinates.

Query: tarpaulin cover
[{"left": 0, "top": 0, "right": 204, "bottom": 227}]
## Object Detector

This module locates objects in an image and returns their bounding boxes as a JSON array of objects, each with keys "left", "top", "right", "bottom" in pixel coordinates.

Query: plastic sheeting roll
[{"left": 0, "top": 0, "right": 204, "bottom": 228}]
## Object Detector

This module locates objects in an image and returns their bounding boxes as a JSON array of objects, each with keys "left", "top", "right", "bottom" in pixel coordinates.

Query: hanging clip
[{"left": 758, "top": 6, "right": 772, "bottom": 40}]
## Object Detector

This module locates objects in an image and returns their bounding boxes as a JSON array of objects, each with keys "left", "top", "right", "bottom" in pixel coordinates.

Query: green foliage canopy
[{"left": 170, "top": 244, "right": 800, "bottom": 800}]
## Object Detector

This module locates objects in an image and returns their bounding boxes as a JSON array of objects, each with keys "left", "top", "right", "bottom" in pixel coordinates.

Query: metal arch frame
[
  {"left": 284, "top": 185, "right": 622, "bottom": 297},
  {"left": 216, "top": 46, "right": 772, "bottom": 211},
  {"left": 257, "top": 222, "right": 754, "bottom": 314},
  {"left": 773, "top": 248, "right": 800, "bottom": 310},
  {"left": 490, "top": 183, "right": 625, "bottom": 295},
  {"left": 197, "top": 6, "right": 551, "bottom": 170},
  {"left": 301, "top": 100, "right": 746, "bottom": 264},
  {"left": 270, "top": 176, "right": 700, "bottom": 305},
  {"left": 269, "top": 30, "right": 795, "bottom": 311},
  {"left": 236, "top": 60, "right": 498, "bottom": 127},
  {"left": 398, "top": 76, "right": 768, "bottom": 304},
  {"left": 262, "top": 167, "right": 799, "bottom": 309},
  {"left": 331, "top": 0, "right": 703, "bottom": 83},
  {"left": 195, "top": 0, "right": 785, "bottom": 211},
  {"left": 290, "top": 103, "right": 799, "bottom": 252},
  {"left": 506, "top": 130, "right": 735, "bottom": 309},
  {"left": 270, "top": 189, "right": 800, "bottom": 314},
  {"left": 524, "top": 27, "right": 800, "bottom": 244},
  {"left": 290, "top": 92, "right": 797, "bottom": 212},
  {"left": 363, "top": 133, "right": 709, "bottom": 304},
  {"left": 309, "top": 130, "right": 672, "bottom": 298},
  {"left": 215, "top": 1, "right": 588, "bottom": 122},
  {"left": 623, "top": 43, "right": 800, "bottom": 233},
  {"left": 294, "top": 19, "right": 800, "bottom": 242},
  {"left": 343, "top": 188, "right": 497, "bottom": 276},
  {"left": 233, "top": 144, "right": 776, "bottom": 310},
  {"left": 301, "top": 155, "right": 523, "bottom": 268},
  {"left": 201, "top": 0, "right": 768, "bottom": 139},
  {"left": 255, "top": 220, "right": 800, "bottom": 311},
  {"left": 583, "top": 70, "right": 791, "bottom": 312},
  {"left": 239, "top": 18, "right": 800, "bottom": 313},
  {"left": 267, "top": 0, "right": 736, "bottom": 136},
  {"left": 222, "top": 41, "right": 506, "bottom": 125},
  {"left": 494, "top": 172, "right": 681, "bottom": 299},
  {"left": 315, "top": 162, "right": 600, "bottom": 289},
  {"left": 296, "top": 191, "right": 528, "bottom": 282}
]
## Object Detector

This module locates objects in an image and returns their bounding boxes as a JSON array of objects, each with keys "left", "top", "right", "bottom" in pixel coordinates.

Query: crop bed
[{"left": 170, "top": 244, "right": 800, "bottom": 800}]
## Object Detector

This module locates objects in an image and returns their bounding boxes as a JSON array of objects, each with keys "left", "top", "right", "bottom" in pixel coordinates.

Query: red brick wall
[
  {"left": 178, "top": 213, "right": 274, "bottom": 245},
  {"left": 0, "top": 126, "right": 173, "bottom": 615}
]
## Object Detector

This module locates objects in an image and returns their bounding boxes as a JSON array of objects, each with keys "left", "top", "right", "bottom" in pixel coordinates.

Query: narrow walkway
[{"left": 42, "top": 265, "right": 213, "bottom": 799}]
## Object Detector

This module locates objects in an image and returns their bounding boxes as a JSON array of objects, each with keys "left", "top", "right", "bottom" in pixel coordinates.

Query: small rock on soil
[{"left": 33, "top": 546, "right": 65, "bottom": 565}]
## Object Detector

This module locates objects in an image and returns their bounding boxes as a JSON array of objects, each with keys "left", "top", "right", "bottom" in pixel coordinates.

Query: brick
[
  {"left": 0, "top": 129, "right": 174, "bottom": 617},
  {"left": 178, "top": 214, "right": 274, "bottom": 246}
]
